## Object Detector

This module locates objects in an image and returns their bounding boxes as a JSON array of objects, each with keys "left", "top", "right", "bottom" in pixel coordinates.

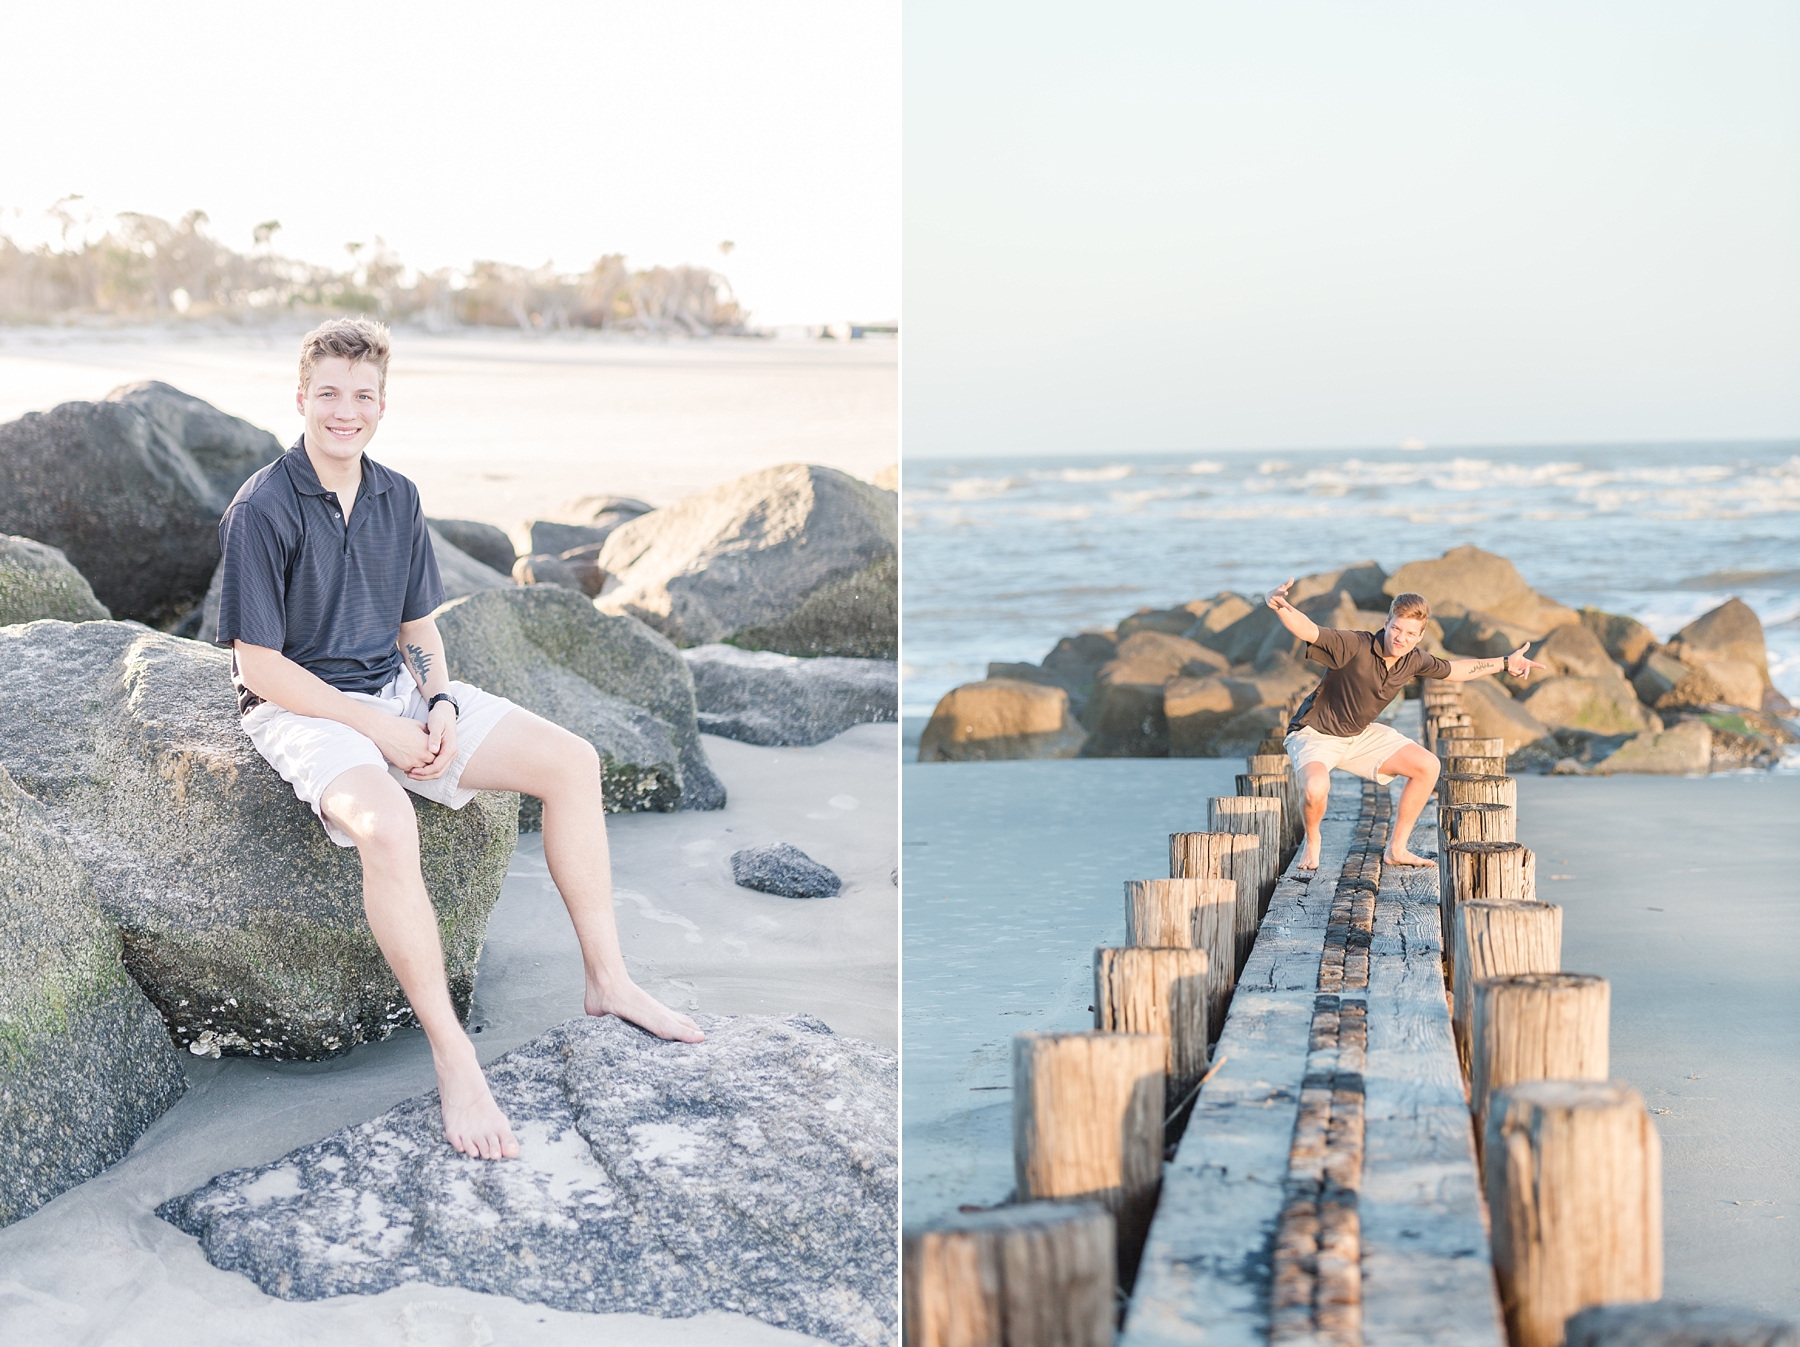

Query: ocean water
[{"left": 901, "top": 442, "right": 1800, "bottom": 715}]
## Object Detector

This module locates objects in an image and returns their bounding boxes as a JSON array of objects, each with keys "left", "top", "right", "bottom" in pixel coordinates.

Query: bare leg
[
  {"left": 320, "top": 765, "right": 519, "bottom": 1160},
  {"left": 1297, "top": 761, "right": 1330, "bottom": 870},
  {"left": 461, "top": 709, "right": 703, "bottom": 1042},
  {"left": 1378, "top": 742, "right": 1440, "bottom": 866}
]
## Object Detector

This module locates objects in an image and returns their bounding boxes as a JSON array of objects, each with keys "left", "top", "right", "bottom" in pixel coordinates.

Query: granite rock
[
  {"left": 0, "top": 534, "right": 110, "bottom": 625},
  {"left": 918, "top": 679, "right": 1086, "bottom": 761},
  {"left": 1665, "top": 597, "right": 1770, "bottom": 684},
  {"left": 0, "top": 765, "right": 187, "bottom": 1226},
  {"left": 598, "top": 463, "right": 896, "bottom": 656},
  {"left": 433, "top": 585, "right": 725, "bottom": 818},
  {"left": 1525, "top": 622, "right": 1618, "bottom": 679},
  {"left": 1578, "top": 607, "right": 1659, "bottom": 668},
  {"left": 0, "top": 382, "right": 281, "bottom": 626},
  {"left": 682, "top": 644, "right": 897, "bottom": 746},
  {"left": 1516, "top": 671, "right": 1661, "bottom": 735},
  {"left": 426, "top": 518, "right": 517, "bottom": 576},
  {"left": 1456, "top": 676, "right": 1551, "bottom": 755},
  {"left": 1596, "top": 719, "right": 1713, "bottom": 775},
  {"left": 1383, "top": 545, "right": 1578, "bottom": 636},
  {"left": 730, "top": 844, "right": 843, "bottom": 898},
  {"left": 512, "top": 552, "right": 581, "bottom": 588},
  {"left": 158, "top": 1014, "right": 896, "bottom": 1346},
  {"left": 0, "top": 621, "right": 516, "bottom": 1061}
]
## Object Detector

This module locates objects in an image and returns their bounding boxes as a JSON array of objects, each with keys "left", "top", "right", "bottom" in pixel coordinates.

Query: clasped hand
[{"left": 369, "top": 705, "right": 460, "bottom": 779}]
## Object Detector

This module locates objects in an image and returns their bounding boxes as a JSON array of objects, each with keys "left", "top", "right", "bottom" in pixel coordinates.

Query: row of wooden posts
[
  {"left": 1424, "top": 684, "right": 1666, "bottom": 1347},
  {"left": 903, "top": 690, "right": 1722, "bottom": 1347},
  {"left": 904, "top": 731, "right": 1300, "bottom": 1346}
]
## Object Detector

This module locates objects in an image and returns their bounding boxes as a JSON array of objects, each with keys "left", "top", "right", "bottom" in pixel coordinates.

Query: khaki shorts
[
  {"left": 243, "top": 674, "right": 519, "bottom": 848},
  {"left": 1284, "top": 721, "right": 1415, "bottom": 786}
]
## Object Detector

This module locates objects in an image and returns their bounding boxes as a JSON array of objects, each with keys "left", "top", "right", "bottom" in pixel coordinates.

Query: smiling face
[
  {"left": 297, "top": 356, "right": 384, "bottom": 465},
  {"left": 1383, "top": 615, "right": 1427, "bottom": 658}
]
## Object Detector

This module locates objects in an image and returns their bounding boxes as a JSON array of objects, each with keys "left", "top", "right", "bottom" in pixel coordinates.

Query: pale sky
[
  {"left": 905, "top": 1, "right": 1800, "bottom": 456},
  {"left": 1, "top": 0, "right": 898, "bottom": 327}
]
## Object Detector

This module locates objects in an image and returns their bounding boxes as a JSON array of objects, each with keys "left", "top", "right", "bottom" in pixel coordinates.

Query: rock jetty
[{"left": 923, "top": 546, "right": 1796, "bottom": 774}]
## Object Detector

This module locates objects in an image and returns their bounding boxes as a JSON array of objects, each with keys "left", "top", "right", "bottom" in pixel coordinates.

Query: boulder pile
[
  {"left": 923, "top": 546, "right": 1795, "bottom": 774},
  {"left": 682, "top": 643, "right": 897, "bottom": 746},
  {"left": 159, "top": 1013, "right": 897, "bottom": 1347}
]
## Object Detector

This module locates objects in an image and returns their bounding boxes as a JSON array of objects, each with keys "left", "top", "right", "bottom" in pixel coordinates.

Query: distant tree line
[{"left": 0, "top": 201, "right": 746, "bottom": 334}]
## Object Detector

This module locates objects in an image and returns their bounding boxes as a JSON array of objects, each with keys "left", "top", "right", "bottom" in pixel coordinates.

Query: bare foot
[
  {"left": 1295, "top": 843, "right": 1322, "bottom": 872},
  {"left": 436, "top": 1048, "right": 520, "bottom": 1160},
  {"left": 587, "top": 974, "right": 705, "bottom": 1043},
  {"left": 1383, "top": 848, "right": 1435, "bottom": 867}
]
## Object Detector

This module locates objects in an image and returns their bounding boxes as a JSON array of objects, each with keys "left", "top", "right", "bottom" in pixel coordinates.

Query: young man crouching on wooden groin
[{"left": 1264, "top": 580, "right": 1546, "bottom": 871}]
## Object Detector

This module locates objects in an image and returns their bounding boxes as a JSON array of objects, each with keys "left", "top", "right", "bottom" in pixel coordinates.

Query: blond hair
[
  {"left": 299, "top": 317, "right": 391, "bottom": 394},
  {"left": 1388, "top": 591, "right": 1431, "bottom": 622}
]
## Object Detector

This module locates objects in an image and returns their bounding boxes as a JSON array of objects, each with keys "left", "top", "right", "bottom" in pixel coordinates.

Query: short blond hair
[
  {"left": 1388, "top": 592, "right": 1431, "bottom": 622},
  {"left": 299, "top": 317, "right": 391, "bottom": 394}
]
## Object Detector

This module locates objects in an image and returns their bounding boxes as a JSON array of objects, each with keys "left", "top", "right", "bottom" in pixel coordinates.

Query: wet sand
[
  {"left": 0, "top": 327, "right": 898, "bottom": 538},
  {"left": 901, "top": 746, "right": 1798, "bottom": 1320},
  {"left": 0, "top": 725, "right": 897, "bottom": 1345}
]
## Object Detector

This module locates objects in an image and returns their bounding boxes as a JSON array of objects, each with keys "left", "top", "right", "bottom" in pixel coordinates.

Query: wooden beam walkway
[{"left": 1124, "top": 740, "right": 1505, "bottom": 1344}]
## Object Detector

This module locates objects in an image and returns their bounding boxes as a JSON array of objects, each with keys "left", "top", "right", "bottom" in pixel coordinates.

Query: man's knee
[
  {"left": 1302, "top": 766, "right": 1331, "bottom": 807},
  {"left": 326, "top": 771, "right": 417, "bottom": 854}
]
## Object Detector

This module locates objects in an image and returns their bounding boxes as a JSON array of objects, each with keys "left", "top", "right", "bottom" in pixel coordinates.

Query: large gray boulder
[
  {"left": 159, "top": 1013, "right": 898, "bottom": 1347},
  {"left": 433, "top": 586, "right": 725, "bottom": 819},
  {"left": 681, "top": 644, "right": 897, "bottom": 746},
  {"left": 1457, "top": 676, "right": 1551, "bottom": 755},
  {"left": 0, "top": 621, "right": 517, "bottom": 1061},
  {"left": 1578, "top": 607, "right": 1658, "bottom": 668},
  {"left": 0, "top": 765, "right": 188, "bottom": 1227},
  {"left": 598, "top": 464, "right": 897, "bottom": 657},
  {"left": 1383, "top": 546, "right": 1578, "bottom": 636},
  {"left": 195, "top": 525, "right": 512, "bottom": 644},
  {"left": 1525, "top": 622, "right": 1617, "bottom": 679},
  {"left": 1516, "top": 671, "right": 1661, "bottom": 735},
  {"left": 0, "top": 382, "right": 281, "bottom": 626},
  {"left": 1665, "top": 597, "right": 1769, "bottom": 683},
  {"left": 917, "top": 680, "right": 1087, "bottom": 761},
  {"left": 0, "top": 534, "right": 110, "bottom": 625},
  {"left": 1596, "top": 719, "right": 1713, "bottom": 775},
  {"left": 426, "top": 517, "right": 516, "bottom": 575}
]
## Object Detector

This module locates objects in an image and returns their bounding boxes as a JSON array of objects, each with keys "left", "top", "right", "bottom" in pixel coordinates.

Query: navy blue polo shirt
[{"left": 216, "top": 441, "right": 443, "bottom": 713}]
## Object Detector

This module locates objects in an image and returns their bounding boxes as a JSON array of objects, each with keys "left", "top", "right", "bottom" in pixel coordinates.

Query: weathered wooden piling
[
  {"left": 1168, "top": 831, "right": 1262, "bottom": 974},
  {"left": 1563, "top": 1301, "right": 1796, "bottom": 1347},
  {"left": 1469, "top": 971, "right": 1610, "bottom": 1141},
  {"left": 1440, "top": 772, "right": 1518, "bottom": 810},
  {"left": 1236, "top": 772, "right": 1297, "bottom": 864},
  {"left": 1123, "top": 878, "right": 1236, "bottom": 1035},
  {"left": 1014, "top": 1031, "right": 1167, "bottom": 1287},
  {"left": 1485, "top": 1080, "right": 1661, "bottom": 1347},
  {"left": 1207, "top": 795, "right": 1283, "bottom": 916},
  {"left": 1450, "top": 900, "right": 1562, "bottom": 1071},
  {"left": 903, "top": 1201, "right": 1117, "bottom": 1347},
  {"left": 1438, "top": 734, "right": 1506, "bottom": 763},
  {"left": 1248, "top": 755, "right": 1302, "bottom": 866},
  {"left": 1437, "top": 801, "right": 1518, "bottom": 912},
  {"left": 1443, "top": 753, "right": 1506, "bottom": 778},
  {"left": 1094, "top": 946, "right": 1210, "bottom": 1107},
  {"left": 1444, "top": 840, "right": 1537, "bottom": 980}
]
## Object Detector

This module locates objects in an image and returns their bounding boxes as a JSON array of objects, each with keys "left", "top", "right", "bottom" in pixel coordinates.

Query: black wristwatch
[{"left": 427, "top": 692, "right": 460, "bottom": 719}]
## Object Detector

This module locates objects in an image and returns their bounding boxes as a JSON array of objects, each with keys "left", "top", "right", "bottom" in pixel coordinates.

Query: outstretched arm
[
  {"left": 1265, "top": 577, "right": 1320, "bottom": 643},
  {"left": 1441, "top": 643, "right": 1547, "bottom": 684}
]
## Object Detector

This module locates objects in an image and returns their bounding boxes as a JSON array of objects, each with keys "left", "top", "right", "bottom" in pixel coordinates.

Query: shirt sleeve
[
  {"left": 214, "top": 501, "right": 290, "bottom": 650},
  {"left": 402, "top": 497, "right": 446, "bottom": 622},
  {"left": 1302, "top": 627, "right": 1358, "bottom": 669},
  {"left": 1413, "top": 651, "right": 1455, "bottom": 680}
]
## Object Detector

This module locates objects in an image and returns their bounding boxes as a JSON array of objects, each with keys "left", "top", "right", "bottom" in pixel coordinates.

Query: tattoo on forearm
[{"left": 406, "top": 642, "right": 435, "bottom": 684}]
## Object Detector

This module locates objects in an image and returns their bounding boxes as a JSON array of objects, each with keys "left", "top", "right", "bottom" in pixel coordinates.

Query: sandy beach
[
  {"left": 900, "top": 711, "right": 1798, "bottom": 1320},
  {"left": 0, "top": 327, "right": 898, "bottom": 539},
  {"left": 0, "top": 725, "right": 897, "bottom": 1344}
]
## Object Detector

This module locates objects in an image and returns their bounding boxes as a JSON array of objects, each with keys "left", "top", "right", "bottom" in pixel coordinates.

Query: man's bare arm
[
  {"left": 1440, "top": 643, "right": 1547, "bottom": 684},
  {"left": 1265, "top": 577, "right": 1321, "bottom": 643},
  {"left": 234, "top": 641, "right": 437, "bottom": 771},
  {"left": 397, "top": 615, "right": 451, "bottom": 700}
]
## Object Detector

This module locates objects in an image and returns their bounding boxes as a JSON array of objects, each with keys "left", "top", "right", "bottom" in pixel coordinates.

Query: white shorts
[
  {"left": 1284, "top": 721, "right": 1415, "bottom": 785},
  {"left": 243, "top": 674, "right": 519, "bottom": 848}
]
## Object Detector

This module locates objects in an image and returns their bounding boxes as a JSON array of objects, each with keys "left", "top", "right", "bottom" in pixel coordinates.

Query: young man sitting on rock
[
  {"left": 1265, "top": 579, "right": 1546, "bottom": 871},
  {"left": 216, "top": 317, "right": 702, "bottom": 1163}
]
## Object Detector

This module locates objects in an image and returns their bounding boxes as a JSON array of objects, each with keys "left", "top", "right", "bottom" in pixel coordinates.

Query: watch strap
[{"left": 427, "top": 692, "right": 460, "bottom": 718}]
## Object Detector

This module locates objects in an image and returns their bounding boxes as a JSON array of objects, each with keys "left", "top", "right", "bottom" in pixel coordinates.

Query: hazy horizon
[{"left": 2, "top": 1, "right": 898, "bottom": 328}]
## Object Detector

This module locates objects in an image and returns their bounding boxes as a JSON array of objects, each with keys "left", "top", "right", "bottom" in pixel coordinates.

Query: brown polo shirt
[{"left": 1287, "top": 627, "right": 1453, "bottom": 739}]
